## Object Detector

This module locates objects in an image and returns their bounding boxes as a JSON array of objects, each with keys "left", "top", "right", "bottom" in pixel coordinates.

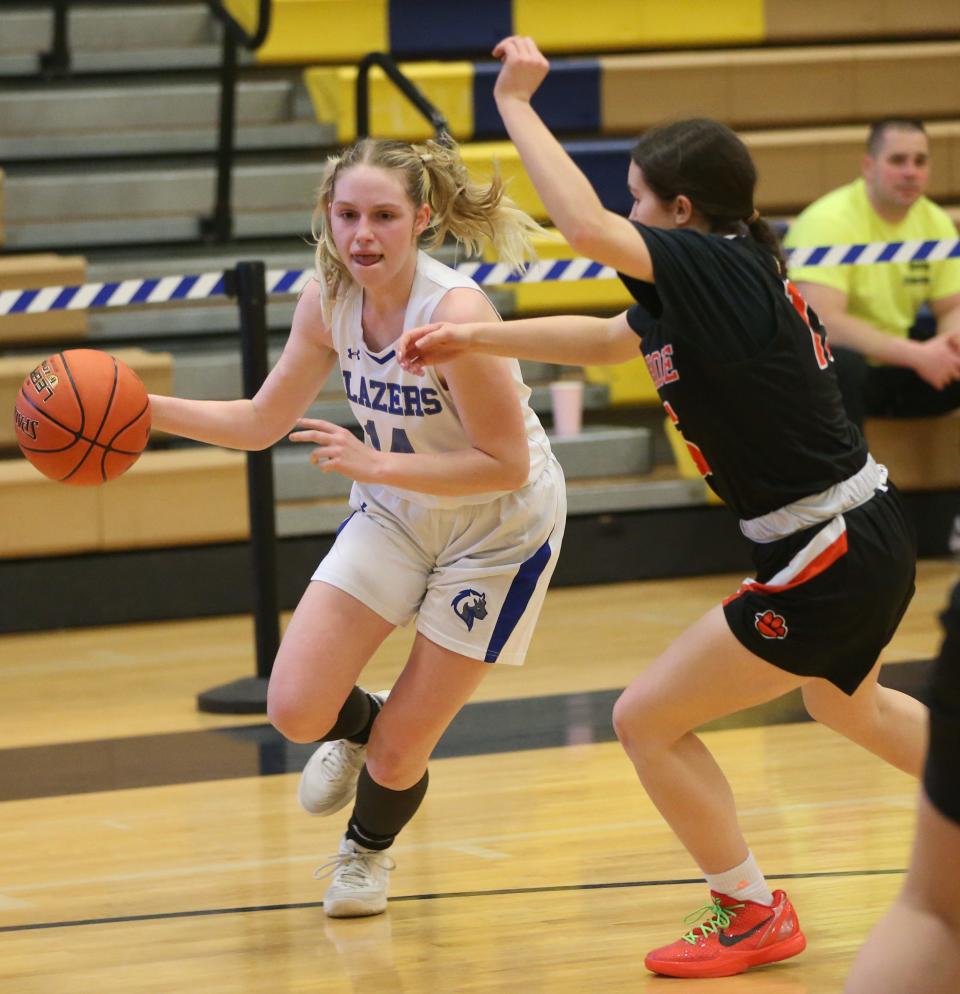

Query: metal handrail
[
  {"left": 31, "top": 1, "right": 270, "bottom": 74},
  {"left": 27, "top": 1, "right": 271, "bottom": 244},
  {"left": 356, "top": 51, "right": 451, "bottom": 143},
  {"left": 201, "top": 2, "right": 273, "bottom": 244},
  {"left": 207, "top": 0, "right": 271, "bottom": 50}
]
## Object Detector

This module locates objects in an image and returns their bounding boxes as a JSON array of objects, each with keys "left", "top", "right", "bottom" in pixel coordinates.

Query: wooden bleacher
[{"left": 2, "top": 0, "right": 959, "bottom": 579}]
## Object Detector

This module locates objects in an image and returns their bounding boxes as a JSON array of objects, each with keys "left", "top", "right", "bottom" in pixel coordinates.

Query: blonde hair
[{"left": 311, "top": 137, "right": 543, "bottom": 321}]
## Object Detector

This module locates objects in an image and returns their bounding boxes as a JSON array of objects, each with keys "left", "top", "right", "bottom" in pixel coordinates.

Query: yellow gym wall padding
[
  {"left": 514, "top": 0, "right": 764, "bottom": 52},
  {"left": 226, "top": 0, "right": 388, "bottom": 63},
  {"left": 460, "top": 141, "right": 545, "bottom": 220},
  {"left": 304, "top": 62, "right": 474, "bottom": 143}
]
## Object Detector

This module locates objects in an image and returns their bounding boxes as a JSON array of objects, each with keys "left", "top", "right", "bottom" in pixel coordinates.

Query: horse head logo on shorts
[{"left": 452, "top": 589, "right": 488, "bottom": 632}]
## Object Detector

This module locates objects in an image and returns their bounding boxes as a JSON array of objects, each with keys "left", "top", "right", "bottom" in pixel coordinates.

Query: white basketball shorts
[{"left": 312, "top": 458, "right": 566, "bottom": 665}]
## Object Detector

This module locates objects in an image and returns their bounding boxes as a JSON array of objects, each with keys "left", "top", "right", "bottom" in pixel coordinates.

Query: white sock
[{"left": 704, "top": 851, "right": 773, "bottom": 906}]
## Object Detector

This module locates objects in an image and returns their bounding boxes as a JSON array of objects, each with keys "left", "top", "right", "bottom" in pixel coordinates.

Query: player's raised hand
[
  {"left": 491, "top": 36, "right": 549, "bottom": 104},
  {"left": 397, "top": 322, "right": 474, "bottom": 376}
]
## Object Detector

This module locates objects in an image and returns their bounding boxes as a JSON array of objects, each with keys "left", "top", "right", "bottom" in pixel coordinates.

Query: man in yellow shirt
[{"left": 785, "top": 119, "right": 960, "bottom": 430}]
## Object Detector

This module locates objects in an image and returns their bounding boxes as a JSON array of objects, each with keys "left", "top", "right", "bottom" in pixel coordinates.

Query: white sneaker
[
  {"left": 298, "top": 690, "right": 388, "bottom": 816},
  {"left": 316, "top": 836, "right": 395, "bottom": 918}
]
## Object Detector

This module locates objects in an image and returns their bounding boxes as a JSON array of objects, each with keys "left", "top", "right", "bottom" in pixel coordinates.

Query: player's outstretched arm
[
  {"left": 492, "top": 35, "right": 653, "bottom": 282},
  {"left": 398, "top": 311, "right": 640, "bottom": 374}
]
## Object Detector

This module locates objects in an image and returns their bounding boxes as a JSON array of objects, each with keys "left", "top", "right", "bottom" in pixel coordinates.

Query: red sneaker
[{"left": 644, "top": 889, "right": 806, "bottom": 978}]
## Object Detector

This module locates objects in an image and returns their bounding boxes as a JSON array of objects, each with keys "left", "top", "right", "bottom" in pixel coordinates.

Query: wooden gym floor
[{"left": 0, "top": 558, "right": 954, "bottom": 993}]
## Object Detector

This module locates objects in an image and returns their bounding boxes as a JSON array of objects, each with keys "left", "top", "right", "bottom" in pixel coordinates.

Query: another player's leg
[
  {"left": 844, "top": 792, "right": 960, "bottom": 994},
  {"left": 846, "top": 579, "right": 960, "bottom": 991},
  {"left": 267, "top": 581, "right": 395, "bottom": 814},
  {"left": 612, "top": 604, "right": 808, "bottom": 978},
  {"left": 320, "top": 633, "right": 488, "bottom": 918}
]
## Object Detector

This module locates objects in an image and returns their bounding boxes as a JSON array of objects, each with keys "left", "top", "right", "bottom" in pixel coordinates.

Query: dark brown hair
[{"left": 631, "top": 118, "right": 786, "bottom": 276}]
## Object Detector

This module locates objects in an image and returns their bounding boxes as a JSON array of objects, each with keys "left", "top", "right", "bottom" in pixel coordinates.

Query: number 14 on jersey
[{"left": 363, "top": 420, "right": 415, "bottom": 454}]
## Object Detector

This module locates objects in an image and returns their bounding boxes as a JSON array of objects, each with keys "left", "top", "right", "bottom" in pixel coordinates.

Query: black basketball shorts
[
  {"left": 924, "top": 579, "right": 960, "bottom": 826},
  {"left": 723, "top": 483, "right": 917, "bottom": 695}
]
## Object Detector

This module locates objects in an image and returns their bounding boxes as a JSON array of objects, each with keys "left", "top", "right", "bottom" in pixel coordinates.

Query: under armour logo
[
  {"left": 359, "top": 501, "right": 367, "bottom": 512},
  {"left": 346, "top": 348, "right": 361, "bottom": 360},
  {"left": 451, "top": 589, "right": 487, "bottom": 631}
]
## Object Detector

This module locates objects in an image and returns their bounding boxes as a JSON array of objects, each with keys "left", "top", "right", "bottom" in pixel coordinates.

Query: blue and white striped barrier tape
[{"left": 1, "top": 239, "right": 959, "bottom": 315}]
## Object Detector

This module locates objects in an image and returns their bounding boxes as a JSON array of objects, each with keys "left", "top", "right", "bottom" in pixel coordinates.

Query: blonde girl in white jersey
[{"left": 147, "top": 137, "right": 566, "bottom": 918}]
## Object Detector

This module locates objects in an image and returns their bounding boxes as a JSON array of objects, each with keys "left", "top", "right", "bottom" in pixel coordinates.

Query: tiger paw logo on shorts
[
  {"left": 755, "top": 610, "right": 788, "bottom": 639},
  {"left": 452, "top": 589, "right": 487, "bottom": 631}
]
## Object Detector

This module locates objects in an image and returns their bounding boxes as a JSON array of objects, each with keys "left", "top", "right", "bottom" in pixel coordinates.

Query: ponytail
[
  {"left": 746, "top": 214, "right": 788, "bottom": 278},
  {"left": 413, "top": 138, "right": 543, "bottom": 271}
]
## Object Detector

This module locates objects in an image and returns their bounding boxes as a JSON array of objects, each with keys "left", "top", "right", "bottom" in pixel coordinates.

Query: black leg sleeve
[
  {"left": 345, "top": 765, "right": 430, "bottom": 851},
  {"left": 318, "top": 687, "right": 381, "bottom": 743}
]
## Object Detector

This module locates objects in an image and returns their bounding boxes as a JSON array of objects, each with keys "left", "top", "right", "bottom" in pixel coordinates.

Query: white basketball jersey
[{"left": 329, "top": 251, "right": 552, "bottom": 508}]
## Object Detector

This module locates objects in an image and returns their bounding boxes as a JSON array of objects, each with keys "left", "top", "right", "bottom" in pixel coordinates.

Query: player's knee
[
  {"left": 612, "top": 690, "right": 655, "bottom": 752},
  {"left": 365, "top": 740, "right": 421, "bottom": 790},
  {"left": 267, "top": 688, "right": 334, "bottom": 743}
]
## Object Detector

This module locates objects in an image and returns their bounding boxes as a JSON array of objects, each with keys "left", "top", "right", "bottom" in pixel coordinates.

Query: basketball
[{"left": 14, "top": 349, "right": 151, "bottom": 485}]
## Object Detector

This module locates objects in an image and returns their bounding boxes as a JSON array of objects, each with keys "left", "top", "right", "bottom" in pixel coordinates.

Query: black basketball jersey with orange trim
[{"left": 621, "top": 223, "right": 867, "bottom": 520}]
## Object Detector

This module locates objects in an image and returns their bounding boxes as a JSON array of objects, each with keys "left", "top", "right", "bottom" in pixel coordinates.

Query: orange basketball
[{"left": 14, "top": 349, "right": 151, "bottom": 485}]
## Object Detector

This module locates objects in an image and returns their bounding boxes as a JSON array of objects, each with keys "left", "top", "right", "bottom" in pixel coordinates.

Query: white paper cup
[{"left": 549, "top": 380, "right": 583, "bottom": 437}]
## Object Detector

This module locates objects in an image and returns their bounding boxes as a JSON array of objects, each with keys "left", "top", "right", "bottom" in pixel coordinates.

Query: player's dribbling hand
[
  {"left": 397, "top": 322, "right": 473, "bottom": 376},
  {"left": 289, "top": 418, "right": 382, "bottom": 481},
  {"left": 491, "top": 36, "right": 549, "bottom": 104}
]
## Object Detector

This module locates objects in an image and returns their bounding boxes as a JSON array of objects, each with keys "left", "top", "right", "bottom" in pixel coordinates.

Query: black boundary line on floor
[
  {"left": 0, "top": 868, "right": 906, "bottom": 934},
  {"left": 0, "top": 658, "right": 935, "bottom": 803}
]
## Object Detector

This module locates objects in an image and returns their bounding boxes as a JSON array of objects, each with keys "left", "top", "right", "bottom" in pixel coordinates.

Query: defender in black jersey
[
  {"left": 398, "top": 35, "right": 926, "bottom": 980},
  {"left": 624, "top": 224, "right": 916, "bottom": 694}
]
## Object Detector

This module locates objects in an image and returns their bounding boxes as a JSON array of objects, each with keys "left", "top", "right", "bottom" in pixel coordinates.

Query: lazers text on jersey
[{"left": 342, "top": 370, "right": 442, "bottom": 418}]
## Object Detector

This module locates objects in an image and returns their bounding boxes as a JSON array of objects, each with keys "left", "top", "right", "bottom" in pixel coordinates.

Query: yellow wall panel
[
  {"left": 304, "top": 62, "right": 473, "bottom": 143},
  {"left": 461, "top": 142, "right": 546, "bottom": 220},
  {"left": 509, "top": 280, "right": 634, "bottom": 315},
  {"left": 221, "top": 0, "right": 261, "bottom": 37},
  {"left": 584, "top": 357, "right": 661, "bottom": 406},
  {"left": 514, "top": 0, "right": 764, "bottom": 52},
  {"left": 248, "top": 0, "right": 388, "bottom": 63}
]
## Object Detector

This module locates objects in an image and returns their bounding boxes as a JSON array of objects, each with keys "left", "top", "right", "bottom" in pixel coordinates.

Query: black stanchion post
[{"left": 197, "top": 261, "right": 280, "bottom": 713}]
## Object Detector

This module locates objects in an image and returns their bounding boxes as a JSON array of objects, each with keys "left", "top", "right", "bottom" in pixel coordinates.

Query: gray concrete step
[
  {"left": 0, "top": 79, "right": 332, "bottom": 159},
  {"left": 170, "top": 346, "right": 559, "bottom": 405},
  {"left": 271, "top": 426, "right": 653, "bottom": 502},
  {"left": 274, "top": 468, "right": 703, "bottom": 537},
  {"left": 3, "top": 161, "right": 323, "bottom": 248},
  {"left": 0, "top": 4, "right": 233, "bottom": 75}
]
